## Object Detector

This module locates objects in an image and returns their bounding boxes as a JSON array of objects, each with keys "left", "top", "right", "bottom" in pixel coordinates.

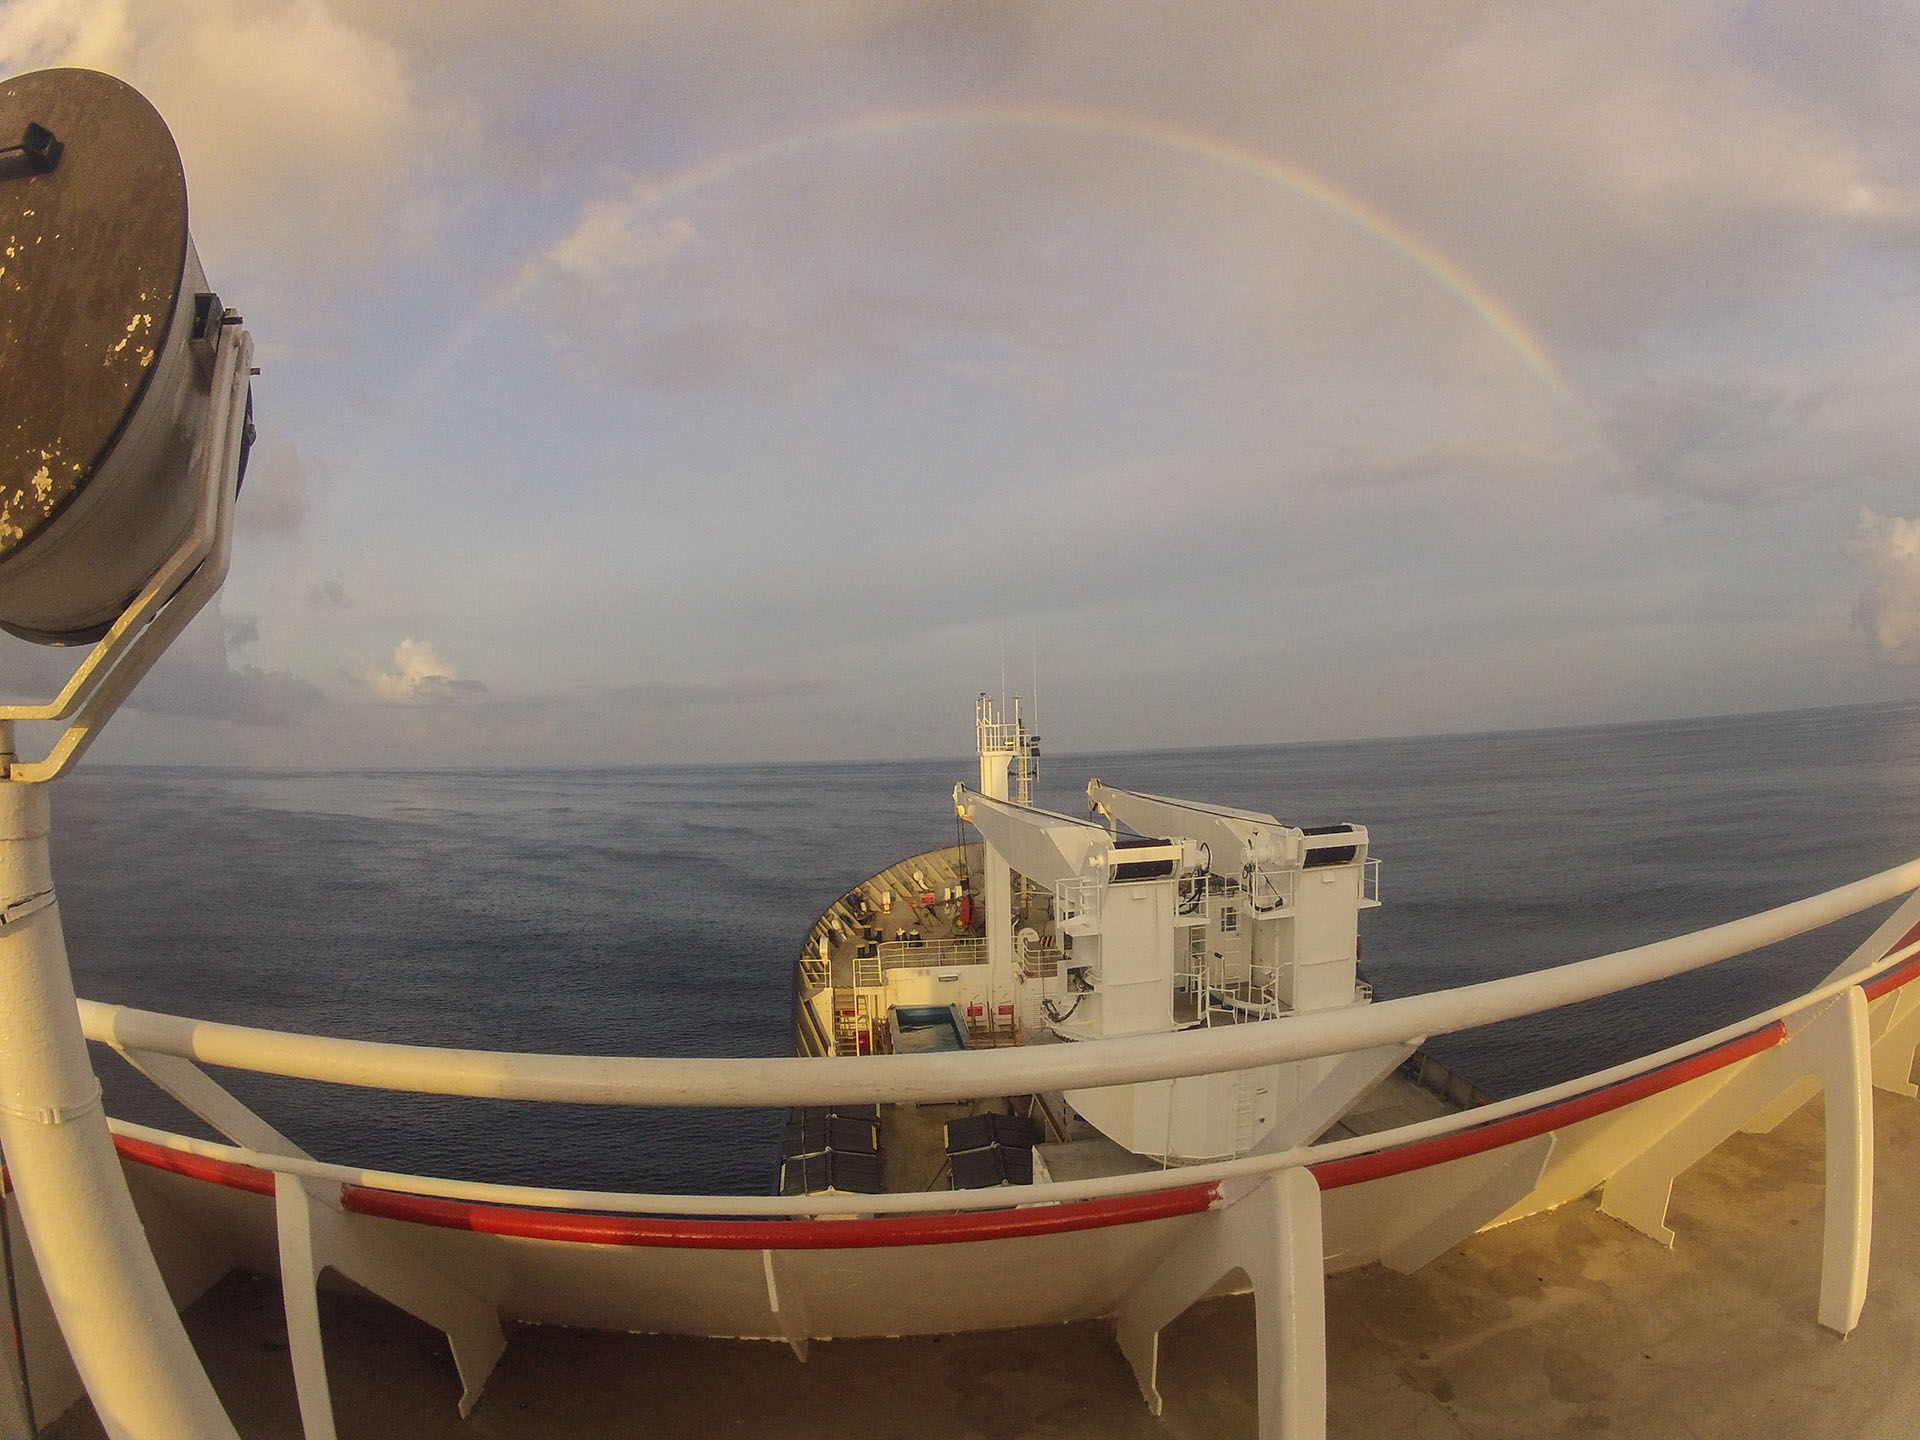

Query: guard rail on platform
[{"left": 48, "top": 854, "right": 1920, "bottom": 1440}]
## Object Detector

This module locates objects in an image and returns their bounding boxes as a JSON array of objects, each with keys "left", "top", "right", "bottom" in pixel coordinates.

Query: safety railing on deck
[
  {"left": 53, "top": 854, "right": 1920, "bottom": 1440},
  {"left": 74, "top": 854, "right": 1920, "bottom": 1206},
  {"left": 876, "top": 937, "right": 987, "bottom": 971}
]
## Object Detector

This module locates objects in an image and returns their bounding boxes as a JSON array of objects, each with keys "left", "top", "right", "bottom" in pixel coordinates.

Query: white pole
[
  {"left": 0, "top": 780, "right": 239, "bottom": 1438},
  {"left": 977, "top": 698, "right": 1016, "bottom": 1029}
]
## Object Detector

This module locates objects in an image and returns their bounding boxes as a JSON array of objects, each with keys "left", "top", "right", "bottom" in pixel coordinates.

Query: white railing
[
  {"left": 78, "top": 855, "right": 1920, "bottom": 1118},
  {"left": 64, "top": 854, "right": 1920, "bottom": 1440},
  {"left": 83, "top": 915, "right": 1920, "bottom": 1222},
  {"left": 876, "top": 937, "right": 988, "bottom": 970},
  {"left": 1054, "top": 874, "right": 1100, "bottom": 931},
  {"left": 1019, "top": 946, "right": 1064, "bottom": 980}
]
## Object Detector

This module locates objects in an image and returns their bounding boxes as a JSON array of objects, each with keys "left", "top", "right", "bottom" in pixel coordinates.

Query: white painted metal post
[
  {"left": 978, "top": 702, "right": 1016, "bottom": 1023},
  {"left": 1598, "top": 986, "right": 1876, "bottom": 1334},
  {"left": 1257, "top": 1166, "right": 1328, "bottom": 1440},
  {"left": 762, "top": 1250, "right": 812, "bottom": 1362},
  {"left": 272, "top": 1170, "right": 504, "bottom": 1425},
  {"left": 273, "top": 1177, "right": 341, "bottom": 1440},
  {"left": 1116, "top": 1166, "right": 1327, "bottom": 1440},
  {"left": 1813, "top": 987, "right": 1872, "bottom": 1335},
  {"left": 0, "top": 782, "right": 240, "bottom": 1439}
]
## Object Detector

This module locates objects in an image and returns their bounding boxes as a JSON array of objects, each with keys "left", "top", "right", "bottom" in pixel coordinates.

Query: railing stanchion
[{"left": 1814, "top": 987, "right": 1873, "bottom": 1336}]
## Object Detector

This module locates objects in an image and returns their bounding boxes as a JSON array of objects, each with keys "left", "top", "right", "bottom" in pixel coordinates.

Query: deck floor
[{"left": 42, "top": 1081, "right": 1920, "bottom": 1439}]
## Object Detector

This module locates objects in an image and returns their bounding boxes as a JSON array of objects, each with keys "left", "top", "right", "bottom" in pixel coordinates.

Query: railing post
[
  {"left": 273, "top": 1175, "right": 339, "bottom": 1440},
  {"left": 1598, "top": 987, "right": 1875, "bottom": 1335},
  {"left": 272, "top": 1174, "right": 504, "bottom": 1419},
  {"left": 0, "top": 783, "right": 240, "bottom": 1440},
  {"left": 1813, "top": 987, "right": 1872, "bottom": 1335},
  {"left": 1115, "top": 1167, "right": 1326, "bottom": 1440},
  {"left": 761, "top": 1250, "right": 812, "bottom": 1362},
  {"left": 1257, "top": 1166, "right": 1328, "bottom": 1440}
]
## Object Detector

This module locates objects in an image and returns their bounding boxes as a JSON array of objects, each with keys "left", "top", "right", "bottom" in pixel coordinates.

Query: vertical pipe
[
  {"left": 0, "top": 782, "right": 238, "bottom": 1438},
  {"left": 978, "top": 709, "right": 1015, "bottom": 1029}
]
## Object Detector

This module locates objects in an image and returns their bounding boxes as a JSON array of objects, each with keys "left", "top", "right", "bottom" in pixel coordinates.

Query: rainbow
[{"left": 418, "top": 102, "right": 1568, "bottom": 399}]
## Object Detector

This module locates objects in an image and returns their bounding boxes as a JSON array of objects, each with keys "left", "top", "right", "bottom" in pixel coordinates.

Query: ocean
[{"left": 49, "top": 699, "right": 1920, "bottom": 1198}]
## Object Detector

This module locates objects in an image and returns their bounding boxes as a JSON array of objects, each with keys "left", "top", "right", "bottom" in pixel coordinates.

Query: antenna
[{"left": 1030, "top": 624, "right": 1039, "bottom": 735}]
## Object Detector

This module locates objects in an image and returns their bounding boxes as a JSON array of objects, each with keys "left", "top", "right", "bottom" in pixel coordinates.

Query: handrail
[
  {"left": 76, "top": 855, "right": 1920, "bottom": 1109},
  {"left": 877, "top": 937, "right": 987, "bottom": 969},
  {"left": 94, "top": 930, "right": 1920, "bottom": 1219}
]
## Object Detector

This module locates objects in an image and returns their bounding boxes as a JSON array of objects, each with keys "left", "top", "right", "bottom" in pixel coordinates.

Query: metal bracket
[
  {"left": 0, "top": 123, "right": 62, "bottom": 181},
  {"left": 0, "top": 324, "right": 252, "bottom": 783},
  {"left": 0, "top": 890, "right": 53, "bottom": 929}
]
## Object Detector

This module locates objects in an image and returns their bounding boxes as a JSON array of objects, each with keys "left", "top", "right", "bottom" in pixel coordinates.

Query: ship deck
[{"left": 43, "top": 1077, "right": 1920, "bottom": 1439}]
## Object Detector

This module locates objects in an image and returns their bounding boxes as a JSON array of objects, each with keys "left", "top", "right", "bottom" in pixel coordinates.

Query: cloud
[
  {"left": 543, "top": 187, "right": 698, "bottom": 283},
  {"left": 127, "top": 604, "right": 326, "bottom": 727},
  {"left": 364, "top": 637, "right": 487, "bottom": 704},
  {"left": 1851, "top": 509, "right": 1920, "bottom": 664},
  {"left": 1601, "top": 380, "right": 1834, "bottom": 507},
  {"left": 234, "top": 436, "right": 309, "bottom": 537},
  {"left": 0, "top": 0, "right": 441, "bottom": 272},
  {"left": 306, "top": 580, "right": 354, "bottom": 611}
]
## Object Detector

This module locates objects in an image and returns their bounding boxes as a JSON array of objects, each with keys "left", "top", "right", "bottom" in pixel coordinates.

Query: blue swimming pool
[{"left": 888, "top": 1004, "right": 968, "bottom": 1054}]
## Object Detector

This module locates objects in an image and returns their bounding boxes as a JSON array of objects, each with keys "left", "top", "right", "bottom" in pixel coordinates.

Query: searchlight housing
[{"left": 0, "top": 67, "right": 255, "bottom": 780}]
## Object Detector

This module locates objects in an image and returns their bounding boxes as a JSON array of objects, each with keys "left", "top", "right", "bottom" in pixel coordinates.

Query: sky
[{"left": 2, "top": 0, "right": 1918, "bottom": 767}]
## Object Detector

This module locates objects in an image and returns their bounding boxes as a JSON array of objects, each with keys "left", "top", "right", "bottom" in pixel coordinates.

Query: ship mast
[{"left": 975, "top": 694, "right": 1038, "bottom": 1036}]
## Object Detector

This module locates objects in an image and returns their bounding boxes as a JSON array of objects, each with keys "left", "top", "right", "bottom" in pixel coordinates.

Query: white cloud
[
  {"left": 1851, "top": 510, "right": 1920, "bottom": 664},
  {"left": 0, "top": 0, "right": 439, "bottom": 271},
  {"left": 545, "top": 189, "right": 697, "bottom": 283},
  {"left": 364, "top": 637, "right": 487, "bottom": 704},
  {"left": 0, "top": 0, "right": 135, "bottom": 71}
]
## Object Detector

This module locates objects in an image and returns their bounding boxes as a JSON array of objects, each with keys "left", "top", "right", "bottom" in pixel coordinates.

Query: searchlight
[
  {"left": 0, "top": 67, "right": 255, "bottom": 781},
  {"left": 0, "top": 68, "right": 254, "bottom": 1437}
]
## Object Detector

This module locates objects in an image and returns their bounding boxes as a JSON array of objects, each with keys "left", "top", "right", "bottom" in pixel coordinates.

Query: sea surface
[{"left": 49, "top": 699, "right": 1920, "bottom": 1197}]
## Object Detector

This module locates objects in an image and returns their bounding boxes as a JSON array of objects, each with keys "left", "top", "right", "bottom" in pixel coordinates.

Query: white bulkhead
[{"left": 953, "top": 765, "right": 1379, "bottom": 1163}]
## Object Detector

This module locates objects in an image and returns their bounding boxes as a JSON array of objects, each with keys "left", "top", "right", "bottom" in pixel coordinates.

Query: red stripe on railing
[
  {"left": 110, "top": 1131, "right": 1217, "bottom": 1247},
  {"left": 1863, "top": 919, "right": 1920, "bottom": 1001},
  {"left": 337, "top": 1182, "right": 1219, "bottom": 1249},
  {"left": 1309, "top": 1021, "right": 1786, "bottom": 1191},
  {"left": 113, "top": 1134, "right": 277, "bottom": 1197},
  {"left": 125, "top": 937, "right": 1920, "bottom": 1238}
]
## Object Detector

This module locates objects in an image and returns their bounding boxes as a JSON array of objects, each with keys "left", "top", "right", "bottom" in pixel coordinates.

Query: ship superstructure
[{"left": 793, "top": 695, "right": 1468, "bottom": 1182}]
